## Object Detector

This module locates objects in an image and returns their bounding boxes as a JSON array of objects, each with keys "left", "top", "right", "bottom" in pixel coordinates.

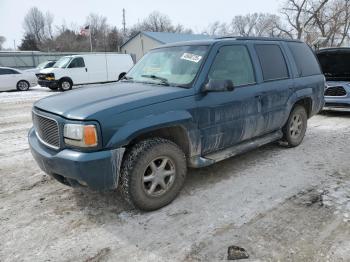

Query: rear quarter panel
[
  {"left": 84, "top": 55, "right": 108, "bottom": 83},
  {"left": 106, "top": 55, "right": 134, "bottom": 81}
]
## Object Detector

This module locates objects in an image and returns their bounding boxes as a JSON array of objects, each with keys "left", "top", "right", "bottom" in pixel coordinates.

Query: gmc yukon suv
[{"left": 29, "top": 37, "right": 325, "bottom": 210}]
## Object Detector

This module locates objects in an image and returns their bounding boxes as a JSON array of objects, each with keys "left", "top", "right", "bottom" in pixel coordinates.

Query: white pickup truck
[{"left": 36, "top": 54, "right": 134, "bottom": 91}]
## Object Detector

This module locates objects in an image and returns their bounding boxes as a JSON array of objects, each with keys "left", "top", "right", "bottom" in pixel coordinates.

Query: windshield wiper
[{"left": 141, "top": 74, "right": 169, "bottom": 85}]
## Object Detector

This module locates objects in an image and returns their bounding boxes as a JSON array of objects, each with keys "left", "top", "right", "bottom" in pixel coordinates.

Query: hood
[
  {"left": 34, "top": 82, "right": 193, "bottom": 120},
  {"left": 39, "top": 68, "right": 57, "bottom": 74},
  {"left": 317, "top": 49, "right": 350, "bottom": 81}
]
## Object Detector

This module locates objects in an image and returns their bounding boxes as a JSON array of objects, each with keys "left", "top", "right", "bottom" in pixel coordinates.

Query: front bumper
[
  {"left": 324, "top": 97, "right": 350, "bottom": 111},
  {"left": 38, "top": 80, "right": 58, "bottom": 88},
  {"left": 324, "top": 82, "right": 350, "bottom": 111},
  {"left": 28, "top": 127, "right": 124, "bottom": 191}
]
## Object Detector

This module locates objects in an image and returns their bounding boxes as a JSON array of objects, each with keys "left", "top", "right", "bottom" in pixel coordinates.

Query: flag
[{"left": 80, "top": 25, "right": 90, "bottom": 36}]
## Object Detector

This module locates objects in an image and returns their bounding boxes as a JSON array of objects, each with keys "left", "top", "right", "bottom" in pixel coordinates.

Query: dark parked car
[
  {"left": 25, "top": 60, "right": 57, "bottom": 74},
  {"left": 29, "top": 37, "right": 325, "bottom": 210},
  {"left": 317, "top": 48, "right": 350, "bottom": 111}
]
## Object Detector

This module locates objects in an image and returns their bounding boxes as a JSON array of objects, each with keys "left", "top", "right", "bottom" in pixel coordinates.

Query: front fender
[{"left": 106, "top": 110, "right": 198, "bottom": 150}]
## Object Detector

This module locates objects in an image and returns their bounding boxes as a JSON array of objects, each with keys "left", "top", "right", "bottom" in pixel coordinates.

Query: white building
[{"left": 120, "top": 31, "right": 210, "bottom": 62}]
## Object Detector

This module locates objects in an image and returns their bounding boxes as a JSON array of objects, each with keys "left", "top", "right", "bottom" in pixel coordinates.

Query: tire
[
  {"left": 282, "top": 105, "right": 308, "bottom": 147},
  {"left": 120, "top": 138, "right": 187, "bottom": 211},
  {"left": 16, "top": 80, "right": 30, "bottom": 91},
  {"left": 118, "top": 72, "right": 126, "bottom": 81},
  {"left": 59, "top": 79, "right": 72, "bottom": 91},
  {"left": 48, "top": 86, "right": 58, "bottom": 91}
]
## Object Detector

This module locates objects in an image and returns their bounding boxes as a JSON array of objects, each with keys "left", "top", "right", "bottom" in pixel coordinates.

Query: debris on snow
[{"left": 227, "top": 245, "right": 249, "bottom": 260}]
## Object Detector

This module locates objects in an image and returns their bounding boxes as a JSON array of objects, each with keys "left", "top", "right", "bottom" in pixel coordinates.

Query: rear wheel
[
  {"left": 282, "top": 105, "right": 308, "bottom": 147},
  {"left": 59, "top": 79, "right": 72, "bottom": 91},
  {"left": 120, "top": 138, "right": 187, "bottom": 211},
  {"left": 16, "top": 80, "right": 30, "bottom": 91}
]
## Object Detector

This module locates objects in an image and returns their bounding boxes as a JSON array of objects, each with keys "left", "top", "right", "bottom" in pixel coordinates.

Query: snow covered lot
[{"left": 0, "top": 85, "right": 349, "bottom": 261}]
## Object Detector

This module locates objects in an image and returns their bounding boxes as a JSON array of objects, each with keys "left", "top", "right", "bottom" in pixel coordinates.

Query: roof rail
[{"left": 215, "top": 36, "right": 301, "bottom": 42}]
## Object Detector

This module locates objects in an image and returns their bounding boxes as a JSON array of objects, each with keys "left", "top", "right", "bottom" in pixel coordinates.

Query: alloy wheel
[{"left": 142, "top": 157, "right": 176, "bottom": 197}]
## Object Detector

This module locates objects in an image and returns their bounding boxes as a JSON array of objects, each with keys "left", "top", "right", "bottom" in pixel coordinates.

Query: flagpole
[{"left": 89, "top": 25, "right": 92, "bottom": 52}]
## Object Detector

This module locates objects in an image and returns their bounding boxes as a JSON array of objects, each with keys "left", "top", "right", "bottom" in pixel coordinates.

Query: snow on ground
[{"left": 0, "top": 86, "right": 349, "bottom": 261}]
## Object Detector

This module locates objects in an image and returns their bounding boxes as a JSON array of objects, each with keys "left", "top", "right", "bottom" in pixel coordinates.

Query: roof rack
[{"left": 215, "top": 36, "right": 301, "bottom": 42}]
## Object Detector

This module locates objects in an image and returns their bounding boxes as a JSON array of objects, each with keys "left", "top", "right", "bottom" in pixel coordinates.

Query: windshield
[
  {"left": 125, "top": 45, "right": 209, "bottom": 87},
  {"left": 53, "top": 57, "right": 72, "bottom": 68},
  {"left": 317, "top": 51, "right": 350, "bottom": 81},
  {"left": 37, "top": 61, "right": 49, "bottom": 69}
]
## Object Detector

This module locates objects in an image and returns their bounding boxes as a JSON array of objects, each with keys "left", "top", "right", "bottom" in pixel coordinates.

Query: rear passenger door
[
  {"left": 254, "top": 43, "right": 293, "bottom": 134},
  {"left": 196, "top": 44, "right": 261, "bottom": 154},
  {"left": 0, "top": 68, "right": 20, "bottom": 91}
]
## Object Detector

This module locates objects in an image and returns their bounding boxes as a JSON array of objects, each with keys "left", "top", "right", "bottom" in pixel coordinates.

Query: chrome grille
[
  {"left": 32, "top": 111, "right": 60, "bottom": 149},
  {"left": 325, "top": 86, "right": 347, "bottom": 96}
]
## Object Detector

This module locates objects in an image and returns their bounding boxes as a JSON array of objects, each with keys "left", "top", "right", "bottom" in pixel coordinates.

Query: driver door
[
  {"left": 196, "top": 44, "right": 262, "bottom": 155},
  {"left": 66, "top": 57, "right": 88, "bottom": 84}
]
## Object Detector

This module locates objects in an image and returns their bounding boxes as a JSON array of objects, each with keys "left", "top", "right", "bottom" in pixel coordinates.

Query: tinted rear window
[
  {"left": 0, "top": 68, "right": 19, "bottom": 74},
  {"left": 288, "top": 42, "right": 321, "bottom": 77},
  {"left": 255, "top": 44, "right": 289, "bottom": 81}
]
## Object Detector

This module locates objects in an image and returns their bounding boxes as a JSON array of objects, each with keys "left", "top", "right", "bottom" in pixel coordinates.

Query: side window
[
  {"left": 68, "top": 57, "right": 85, "bottom": 68},
  {"left": 208, "top": 45, "right": 255, "bottom": 86},
  {"left": 287, "top": 42, "right": 321, "bottom": 77},
  {"left": 0, "top": 69, "right": 5, "bottom": 75},
  {"left": 1, "top": 69, "right": 19, "bottom": 75},
  {"left": 255, "top": 44, "right": 289, "bottom": 81},
  {"left": 45, "top": 61, "right": 55, "bottom": 68}
]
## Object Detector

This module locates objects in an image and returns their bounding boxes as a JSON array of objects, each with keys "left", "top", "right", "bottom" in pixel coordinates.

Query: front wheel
[
  {"left": 120, "top": 138, "right": 187, "bottom": 211},
  {"left": 16, "top": 80, "right": 30, "bottom": 91},
  {"left": 282, "top": 105, "right": 308, "bottom": 147},
  {"left": 59, "top": 79, "right": 72, "bottom": 91}
]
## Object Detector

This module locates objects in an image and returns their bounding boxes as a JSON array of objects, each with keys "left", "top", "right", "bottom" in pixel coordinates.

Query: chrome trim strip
[
  {"left": 35, "top": 131, "right": 59, "bottom": 150},
  {"left": 32, "top": 110, "right": 60, "bottom": 150}
]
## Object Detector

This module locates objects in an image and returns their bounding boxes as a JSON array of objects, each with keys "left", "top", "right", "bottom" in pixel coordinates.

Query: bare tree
[
  {"left": 23, "top": 7, "right": 46, "bottom": 44},
  {"left": 85, "top": 13, "right": 109, "bottom": 51},
  {"left": 45, "top": 12, "right": 54, "bottom": 40},
  {"left": 0, "top": 36, "right": 5, "bottom": 50},
  {"left": 280, "top": 0, "right": 330, "bottom": 39},
  {"left": 311, "top": 0, "right": 350, "bottom": 46},
  {"left": 129, "top": 11, "right": 192, "bottom": 36},
  {"left": 203, "top": 14, "right": 286, "bottom": 38}
]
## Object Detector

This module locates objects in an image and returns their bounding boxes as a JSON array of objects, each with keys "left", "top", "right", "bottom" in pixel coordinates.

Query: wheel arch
[
  {"left": 127, "top": 125, "right": 192, "bottom": 157},
  {"left": 17, "top": 79, "right": 30, "bottom": 86},
  {"left": 294, "top": 97, "right": 312, "bottom": 118},
  {"left": 106, "top": 110, "right": 199, "bottom": 158},
  {"left": 59, "top": 77, "right": 73, "bottom": 85},
  {"left": 285, "top": 88, "right": 314, "bottom": 123},
  {"left": 16, "top": 79, "right": 30, "bottom": 90},
  {"left": 118, "top": 72, "right": 126, "bottom": 81}
]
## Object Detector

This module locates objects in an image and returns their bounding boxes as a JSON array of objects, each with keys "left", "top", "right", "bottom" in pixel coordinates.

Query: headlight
[
  {"left": 46, "top": 73, "right": 55, "bottom": 81},
  {"left": 64, "top": 124, "right": 98, "bottom": 147}
]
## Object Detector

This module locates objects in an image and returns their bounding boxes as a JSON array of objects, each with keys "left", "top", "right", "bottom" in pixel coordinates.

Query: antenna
[{"left": 122, "top": 9, "right": 126, "bottom": 37}]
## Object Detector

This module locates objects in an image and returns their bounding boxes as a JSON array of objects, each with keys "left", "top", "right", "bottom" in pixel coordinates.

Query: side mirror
[{"left": 203, "top": 79, "right": 234, "bottom": 92}]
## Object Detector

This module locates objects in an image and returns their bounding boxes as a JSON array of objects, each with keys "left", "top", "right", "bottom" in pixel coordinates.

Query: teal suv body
[{"left": 29, "top": 37, "right": 325, "bottom": 210}]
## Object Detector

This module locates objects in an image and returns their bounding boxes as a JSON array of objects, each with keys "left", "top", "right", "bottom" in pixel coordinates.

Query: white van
[{"left": 36, "top": 54, "right": 134, "bottom": 91}]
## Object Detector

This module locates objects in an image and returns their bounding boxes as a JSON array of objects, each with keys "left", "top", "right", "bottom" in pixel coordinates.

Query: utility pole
[
  {"left": 89, "top": 26, "right": 93, "bottom": 52},
  {"left": 122, "top": 8, "right": 126, "bottom": 37},
  {"left": 13, "top": 40, "right": 16, "bottom": 51}
]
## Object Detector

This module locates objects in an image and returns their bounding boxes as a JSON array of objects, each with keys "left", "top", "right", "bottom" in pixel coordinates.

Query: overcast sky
[{"left": 0, "top": 0, "right": 281, "bottom": 49}]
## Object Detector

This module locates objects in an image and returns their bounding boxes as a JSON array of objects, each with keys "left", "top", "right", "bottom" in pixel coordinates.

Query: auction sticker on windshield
[{"left": 181, "top": 53, "right": 202, "bottom": 63}]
